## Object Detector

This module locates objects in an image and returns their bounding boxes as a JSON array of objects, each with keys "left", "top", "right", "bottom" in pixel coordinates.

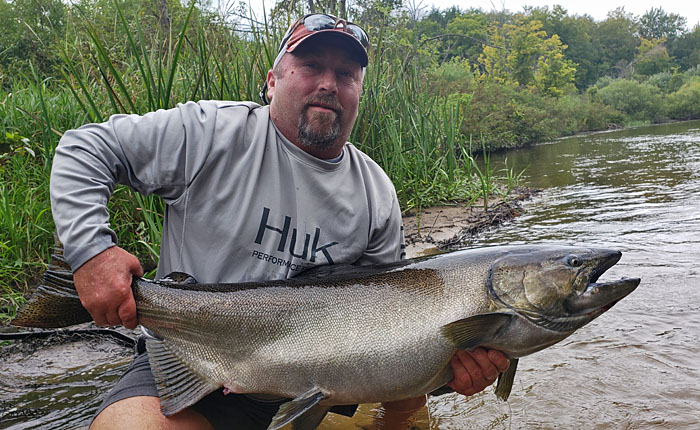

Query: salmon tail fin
[{"left": 10, "top": 237, "right": 92, "bottom": 328}]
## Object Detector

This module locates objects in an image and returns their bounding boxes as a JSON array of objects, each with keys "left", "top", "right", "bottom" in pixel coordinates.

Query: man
[{"left": 50, "top": 13, "right": 509, "bottom": 429}]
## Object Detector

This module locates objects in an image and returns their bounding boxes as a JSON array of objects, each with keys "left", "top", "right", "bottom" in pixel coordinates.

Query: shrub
[
  {"left": 646, "top": 69, "right": 700, "bottom": 94},
  {"left": 666, "top": 77, "right": 700, "bottom": 120},
  {"left": 546, "top": 94, "right": 623, "bottom": 134},
  {"left": 461, "top": 83, "right": 559, "bottom": 149},
  {"left": 597, "top": 79, "right": 664, "bottom": 122}
]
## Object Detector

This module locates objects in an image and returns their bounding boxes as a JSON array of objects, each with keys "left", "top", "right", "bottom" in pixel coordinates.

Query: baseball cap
[{"left": 273, "top": 14, "right": 369, "bottom": 69}]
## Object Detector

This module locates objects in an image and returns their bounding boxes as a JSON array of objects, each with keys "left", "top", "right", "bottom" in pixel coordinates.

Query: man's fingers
[
  {"left": 105, "top": 309, "right": 122, "bottom": 327},
  {"left": 73, "top": 246, "right": 142, "bottom": 329},
  {"left": 448, "top": 352, "right": 474, "bottom": 393},
  {"left": 91, "top": 311, "right": 110, "bottom": 327},
  {"left": 469, "top": 347, "right": 500, "bottom": 381},
  {"left": 488, "top": 349, "right": 511, "bottom": 373},
  {"left": 457, "top": 349, "right": 487, "bottom": 382},
  {"left": 118, "top": 296, "right": 138, "bottom": 329},
  {"left": 448, "top": 348, "right": 510, "bottom": 396}
]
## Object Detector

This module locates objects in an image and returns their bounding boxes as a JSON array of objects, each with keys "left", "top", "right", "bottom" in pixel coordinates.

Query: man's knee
[{"left": 91, "top": 396, "right": 212, "bottom": 430}]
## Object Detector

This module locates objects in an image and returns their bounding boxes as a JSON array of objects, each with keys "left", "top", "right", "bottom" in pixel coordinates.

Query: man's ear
[{"left": 266, "top": 69, "right": 275, "bottom": 101}]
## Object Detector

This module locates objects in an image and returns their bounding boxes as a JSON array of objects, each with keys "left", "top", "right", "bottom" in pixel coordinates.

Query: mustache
[{"left": 304, "top": 94, "right": 342, "bottom": 114}]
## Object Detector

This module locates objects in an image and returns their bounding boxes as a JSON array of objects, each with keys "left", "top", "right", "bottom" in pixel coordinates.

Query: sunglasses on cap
[
  {"left": 278, "top": 13, "right": 369, "bottom": 55},
  {"left": 259, "top": 14, "right": 370, "bottom": 104}
]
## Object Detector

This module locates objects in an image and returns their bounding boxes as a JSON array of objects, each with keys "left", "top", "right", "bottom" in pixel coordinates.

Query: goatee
[{"left": 297, "top": 96, "right": 342, "bottom": 150}]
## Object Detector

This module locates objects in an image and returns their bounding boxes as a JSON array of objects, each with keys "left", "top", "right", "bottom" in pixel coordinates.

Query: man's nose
[{"left": 317, "top": 69, "right": 338, "bottom": 94}]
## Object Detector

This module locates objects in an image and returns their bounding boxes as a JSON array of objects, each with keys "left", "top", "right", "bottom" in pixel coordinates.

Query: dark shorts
[{"left": 94, "top": 338, "right": 357, "bottom": 429}]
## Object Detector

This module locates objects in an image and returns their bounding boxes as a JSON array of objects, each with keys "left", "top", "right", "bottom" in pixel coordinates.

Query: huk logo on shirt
[{"left": 254, "top": 207, "right": 338, "bottom": 265}]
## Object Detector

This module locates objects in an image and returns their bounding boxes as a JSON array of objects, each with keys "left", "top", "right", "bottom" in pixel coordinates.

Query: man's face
[{"left": 267, "top": 37, "right": 364, "bottom": 158}]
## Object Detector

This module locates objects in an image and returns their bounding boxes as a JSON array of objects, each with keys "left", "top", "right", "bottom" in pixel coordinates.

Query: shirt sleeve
[
  {"left": 50, "top": 100, "right": 220, "bottom": 271},
  {"left": 355, "top": 186, "right": 406, "bottom": 265}
]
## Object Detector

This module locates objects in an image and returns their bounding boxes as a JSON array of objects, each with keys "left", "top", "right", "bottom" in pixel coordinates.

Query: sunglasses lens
[
  {"left": 346, "top": 25, "right": 369, "bottom": 48},
  {"left": 301, "top": 14, "right": 369, "bottom": 49},
  {"left": 303, "top": 14, "right": 337, "bottom": 32}
]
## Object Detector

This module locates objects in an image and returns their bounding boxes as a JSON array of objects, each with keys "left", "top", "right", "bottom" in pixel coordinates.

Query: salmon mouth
[
  {"left": 570, "top": 277, "right": 641, "bottom": 317},
  {"left": 583, "top": 250, "right": 621, "bottom": 284}
]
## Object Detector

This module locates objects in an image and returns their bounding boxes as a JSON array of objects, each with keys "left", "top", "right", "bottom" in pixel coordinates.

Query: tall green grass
[{"left": 0, "top": 87, "right": 57, "bottom": 319}]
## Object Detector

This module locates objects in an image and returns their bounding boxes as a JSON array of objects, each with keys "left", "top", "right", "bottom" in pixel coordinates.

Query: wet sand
[{"left": 402, "top": 188, "right": 536, "bottom": 258}]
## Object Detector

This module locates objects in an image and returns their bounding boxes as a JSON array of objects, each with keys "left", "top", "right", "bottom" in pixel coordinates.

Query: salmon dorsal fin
[
  {"left": 268, "top": 387, "right": 329, "bottom": 430},
  {"left": 440, "top": 313, "right": 513, "bottom": 350},
  {"left": 145, "top": 338, "right": 219, "bottom": 416},
  {"left": 159, "top": 272, "right": 199, "bottom": 284}
]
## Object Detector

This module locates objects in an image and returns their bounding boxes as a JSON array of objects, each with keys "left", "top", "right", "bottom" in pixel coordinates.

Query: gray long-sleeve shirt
[{"left": 50, "top": 100, "right": 404, "bottom": 283}]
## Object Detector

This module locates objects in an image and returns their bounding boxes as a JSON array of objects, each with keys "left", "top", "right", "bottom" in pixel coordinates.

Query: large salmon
[{"left": 12, "top": 244, "right": 640, "bottom": 429}]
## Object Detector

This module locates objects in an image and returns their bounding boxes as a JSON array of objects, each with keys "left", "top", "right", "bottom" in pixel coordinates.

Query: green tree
[
  {"left": 669, "top": 25, "right": 700, "bottom": 70},
  {"left": 443, "top": 9, "right": 489, "bottom": 63},
  {"left": 639, "top": 7, "right": 687, "bottom": 40},
  {"left": 525, "top": 6, "right": 600, "bottom": 90},
  {"left": 666, "top": 77, "right": 700, "bottom": 119},
  {"left": 595, "top": 7, "right": 640, "bottom": 78},
  {"left": 71, "top": 0, "right": 194, "bottom": 42},
  {"left": 533, "top": 34, "right": 577, "bottom": 96},
  {"left": 478, "top": 16, "right": 576, "bottom": 96},
  {"left": 633, "top": 38, "right": 672, "bottom": 76},
  {"left": 351, "top": 0, "right": 402, "bottom": 28}
]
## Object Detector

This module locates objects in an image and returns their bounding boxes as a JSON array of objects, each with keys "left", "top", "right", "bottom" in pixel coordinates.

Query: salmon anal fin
[{"left": 146, "top": 338, "right": 219, "bottom": 416}]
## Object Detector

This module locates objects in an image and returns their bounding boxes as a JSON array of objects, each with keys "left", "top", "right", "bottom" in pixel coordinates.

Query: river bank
[{"left": 402, "top": 187, "right": 537, "bottom": 258}]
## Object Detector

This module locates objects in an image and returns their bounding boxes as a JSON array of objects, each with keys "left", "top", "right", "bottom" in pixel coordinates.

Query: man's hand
[
  {"left": 73, "top": 246, "right": 143, "bottom": 329},
  {"left": 448, "top": 348, "right": 510, "bottom": 396}
]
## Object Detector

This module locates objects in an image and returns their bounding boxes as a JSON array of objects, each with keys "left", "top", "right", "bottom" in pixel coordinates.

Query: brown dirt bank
[{"left": 402, "top": 187, "right": 538, "bottom": 258}]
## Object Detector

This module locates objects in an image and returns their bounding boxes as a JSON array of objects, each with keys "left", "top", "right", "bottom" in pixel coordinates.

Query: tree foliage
[
  {"left": 477, "top": 16, "right": 575, "bottom": 96},
  {"left": 595, "top": 7, "right": 640, "bottom": 78},
  {"left": 639, "top": 7, "right": 686, "bottom": 40},
  {"left": 634, "top": 38, "right": 672, "bottom": 76},
  {"left": 669, "top": 25, "right": 700, "bottom": 70}
]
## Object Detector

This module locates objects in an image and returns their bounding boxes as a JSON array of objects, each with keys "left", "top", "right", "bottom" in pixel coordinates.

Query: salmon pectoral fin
[
  {"left": 268, "top": 387, "right": 330, "bottom": 430},
  {"left": 440, "top": 313, "right": 513, "bottom": 350},
  {"left": 145, "top": 338, "right": 219, "bottom": 416},
  {"left": 494, "top": 358, "right": 519, "bottom": 401}
]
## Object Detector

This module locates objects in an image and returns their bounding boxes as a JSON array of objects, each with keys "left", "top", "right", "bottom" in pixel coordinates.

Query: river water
[
  {"left": 419, "top": 120, "right": 700, "bottom": 429},
  {"left": 2, "top": 120, "right": 699, "bottom": 429}
]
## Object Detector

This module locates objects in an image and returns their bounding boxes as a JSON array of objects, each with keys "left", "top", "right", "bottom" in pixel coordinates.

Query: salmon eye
[{"left": 567, "top": 255, "right": 582, "bottom": 267}]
